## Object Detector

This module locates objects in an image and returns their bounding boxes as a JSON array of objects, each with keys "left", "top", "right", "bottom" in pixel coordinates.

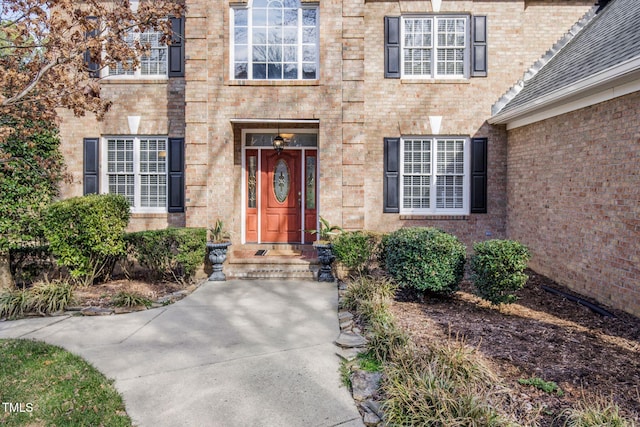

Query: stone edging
[{"left": 334, "top": 280, "right": 385, "bottom": 427}]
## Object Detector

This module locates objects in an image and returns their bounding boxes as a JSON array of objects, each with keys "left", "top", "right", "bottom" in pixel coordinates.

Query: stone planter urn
[
  {"left": 313, "top": 242, "right": 335, "bottom": 282},
  {"left": 206, "top": 242, "right": 232, "bottom": 281}
]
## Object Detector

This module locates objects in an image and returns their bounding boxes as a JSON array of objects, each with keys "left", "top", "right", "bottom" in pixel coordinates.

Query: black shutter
[
  {"left": 383, "top": 138, "right": 400, "bottom": 213},
  {"left": 168, "top": 137, "right": 185, "bottom": 212},
  {"left": 83, "top": 138, "right": 100, "bottom": 195},
  {"left": 84, "top": 17, "right": 100, "bottom": 78},
  {"left": 470, "top": 137, "right": 488, "bottom": 213},
  {"left": 471, "top": 16, "right": 488, "bottom": 77},
  {"left": 384, "top": 17, "right": 401, "bottom": 78},
  {"left": 168, "top": 17, "right": 185, "bottom": 77}
]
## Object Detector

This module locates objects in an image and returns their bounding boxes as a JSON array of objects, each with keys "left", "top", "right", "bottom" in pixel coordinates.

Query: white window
[
  {"left": 231, "top": 0, "right": 319, "bottom": 80},
  {"left": 103, "top": 137, "right": 168, "bottom": 213},
  {"left": 107, "top": 29, "right": 168, "bottom": 77},
  {"left": 400, "top": 137, "right": 470, "bottom": 215},
  {"left": 402, "top": 16, "right": 468, "bottom": 79}
]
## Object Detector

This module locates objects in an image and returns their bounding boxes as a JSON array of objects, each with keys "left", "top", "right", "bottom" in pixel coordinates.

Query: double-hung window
[
  {"left": 231, "top": 0, "right": 319, "bottom": 80},
  {"left": 104, "top": 137, "right": 168, "bottom": 213},
  {"left": 108, "top": 29, "right": 168, "bottom": 77},
  {"left": 400, "top": 137, "right": 470, "bottom": 215},
  {"left": 402, "top": 16, "right": 468, "bottom": 79}
]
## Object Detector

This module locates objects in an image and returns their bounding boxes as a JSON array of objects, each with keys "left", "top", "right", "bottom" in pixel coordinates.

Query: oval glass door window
[{"left": 273, "top": 159, "right": 290, "bottom": 203}]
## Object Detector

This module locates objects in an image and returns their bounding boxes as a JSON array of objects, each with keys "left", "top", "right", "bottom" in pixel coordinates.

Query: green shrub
[
  {"left": 125, "top": 227, "right": 206, "bottom": 282},
  {"left": 332, "top": 231, "right": 377, "bottom": 273},
  {"left": 9, "top": 243, "right": 54, "bottom": 286},
  {"left": 518, "top": 377, "right": 563, "bottom": 396},
  {"left": 383, "top": 227, "right": 466, "bottom": 295},
  {"left": 471, "top": 239, "right": 531, "bottom": 304},
  {"left": 44, "top": 194, "right": 130, "bottom": 285}
]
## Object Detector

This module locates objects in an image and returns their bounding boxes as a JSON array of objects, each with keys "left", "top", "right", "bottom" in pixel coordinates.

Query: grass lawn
[{"left": 0, "top": 339, "right": 132, "bottom": 426}]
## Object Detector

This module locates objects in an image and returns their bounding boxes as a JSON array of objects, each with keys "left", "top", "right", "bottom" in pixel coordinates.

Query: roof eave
[{"left": 489, "top": 56, "right": 640, "bottom": 129}]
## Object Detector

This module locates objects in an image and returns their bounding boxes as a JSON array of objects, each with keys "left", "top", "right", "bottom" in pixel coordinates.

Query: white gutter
[{"left": 489, "top": 55, "right": 640, "bottom": 128}]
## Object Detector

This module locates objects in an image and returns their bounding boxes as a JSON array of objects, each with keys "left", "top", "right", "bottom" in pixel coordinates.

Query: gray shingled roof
[{"left": 492, "top": 0, "right": 640, "bottom": 117}]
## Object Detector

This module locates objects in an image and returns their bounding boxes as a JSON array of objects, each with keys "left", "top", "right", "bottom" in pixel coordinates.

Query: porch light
[{"left": 272, "top": 134, "right": 286, "bottom": 153}]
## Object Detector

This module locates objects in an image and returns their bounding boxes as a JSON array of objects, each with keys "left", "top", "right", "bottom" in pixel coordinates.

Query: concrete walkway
[{"left": 0, "top": 279, "right": 364, "bottom": 427}]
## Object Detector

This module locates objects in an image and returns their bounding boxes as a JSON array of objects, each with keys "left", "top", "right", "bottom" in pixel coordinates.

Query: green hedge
[
  {"left": 125, "top": 228, "right": 206, "bottom": 282},
  {"left": 332, "top": 231, "right": 379, "bottom": 273},
  {"left": 383, "top": 227, "right": 466, "bottom": 295},
  {"left": 470, "top": 239, "right": 530, "bottom": 304},
  {"left": 44, "top": 194, "right": 130, "bottom": 285}
]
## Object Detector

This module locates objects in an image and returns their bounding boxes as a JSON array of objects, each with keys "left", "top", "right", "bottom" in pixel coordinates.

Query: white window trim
[
  {"left": 400, "top": 15, "right": 470, "bottom": 80},
  {"left": 101, "top": 136, "right": 168, "bottom": 214},
  {"left": 230, "top": 1, "right": 320, "bottom": 81},
  {"left": 399, "top": 136, "right": 470, "bottom": 215},
  {"left": 101, "top": 29, "right": 169, "bottom": 80}
]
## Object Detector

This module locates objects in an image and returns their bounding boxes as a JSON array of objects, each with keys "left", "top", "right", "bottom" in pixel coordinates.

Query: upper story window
[
  {"left": 107, "top": 29, "right": 168, "bottom": 78},
  {"left": 231, "top": 0, "right": 319, "bottom": 80},
  {"left": 402, "top": 16, "right": 468, "bottom": 79},
  {"left": 384, "top": 15, "right": 487, "bottom": 79}
]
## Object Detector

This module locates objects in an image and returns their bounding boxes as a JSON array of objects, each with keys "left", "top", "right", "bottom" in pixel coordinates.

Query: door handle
[{"left": 298, "top": 191, "right": 302, "bottom": 207}]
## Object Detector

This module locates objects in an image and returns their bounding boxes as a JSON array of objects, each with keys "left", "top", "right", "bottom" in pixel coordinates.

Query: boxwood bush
[
  {"left": 44, "top": 194, "right": 130, "bottom": 285},
  {"left": 125, "top": 227, "right": 206, "bottom": 283},
  {"left": 332, "top": 231, "right": 378, "bottom": 273},
  {"left": 383, "top": 227, "right": 466, "bottom": 295},
  {"left": 470, "top": 239, "right": 531, "bottom": 304}
]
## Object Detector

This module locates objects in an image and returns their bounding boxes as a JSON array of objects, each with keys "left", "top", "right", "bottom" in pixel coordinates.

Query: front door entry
[{"left": 260, "top": 150, "right": 301, "bottom": 242}]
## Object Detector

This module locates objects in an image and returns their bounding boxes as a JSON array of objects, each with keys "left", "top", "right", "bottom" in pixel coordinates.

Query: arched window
[{"left": 231, "top": 0, "right": 319, "bottom": 80}]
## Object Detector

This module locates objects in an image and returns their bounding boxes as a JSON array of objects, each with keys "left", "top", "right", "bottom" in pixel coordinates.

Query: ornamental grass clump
[
  {"left": 561, "top": 395, "right": 635, "bottom": 427},
  {"left": 382, "top": 227, "right": 466, "bottom": 295},
  {"left": 28, "top": 279, "right": 75, "bottom": 315},
  {"left": 381, "top": 339, "right": 516, "bottom": 427},
  {"left": 111, "top": 291, "right": 153, "bottom": 309},
  {"left": 0, "top": 279, "right": 74, "bottom": 319},
  {"left": 471, "top": 239, "right": 531, "bottom": 304}
]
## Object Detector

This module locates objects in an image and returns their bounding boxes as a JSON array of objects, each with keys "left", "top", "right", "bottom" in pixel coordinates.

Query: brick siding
[{"left": 506, "top": 92, "right": 640, "bottom": 317}]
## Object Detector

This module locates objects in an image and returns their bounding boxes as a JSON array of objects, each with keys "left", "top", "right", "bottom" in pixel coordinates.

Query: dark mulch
[{"left": 390, "top": 269, "right": 640, "bottom": 425}]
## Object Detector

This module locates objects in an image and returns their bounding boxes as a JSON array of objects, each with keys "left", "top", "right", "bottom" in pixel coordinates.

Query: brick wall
[
  {"left": 57, "top": 0, "right": 595, "bottom": 244},
  {"left": 506, "top": 92, "right": 640, "bottom": 317},
  {"left": 57, "top": 78, "right": 186, "bottom": 231},
  {"left": 359, "top": 0, "right": 594, "bottom": 247}
]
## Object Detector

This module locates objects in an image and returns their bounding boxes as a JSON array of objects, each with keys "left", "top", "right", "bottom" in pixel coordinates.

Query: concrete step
[
  {"left": 226, "top": 263, "right": 319, "bottom": 280},
  {"left": 225, "top": 244, "right": 319, "bottom": 280}
]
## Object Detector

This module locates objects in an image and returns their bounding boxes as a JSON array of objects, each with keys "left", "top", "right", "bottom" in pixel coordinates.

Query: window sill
[
  {"left": 100, "top": 77, "right": 169, "bottom": 85},
  {"left": 130, "top": 212, "right": 168, "bottom": 217},
  {"left": 399, "top": 215, "right": 469, "bottom": 221},
  {"left": 227, "top": 79, "right": 320, "bottom": 87},
  {"left": 401, "top": 79, "right": 470, "bottom": 85}
]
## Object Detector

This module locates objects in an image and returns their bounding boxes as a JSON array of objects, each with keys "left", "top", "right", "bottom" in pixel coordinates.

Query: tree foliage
[
  {"left": 0, "top": 0, "right": 185, "bottom": 142},
  {"left": 0, "top": 117, "right": 64, "bottom": 251},
  {"left": 0, "top": 0, "right": 185, "bottom": 288}
]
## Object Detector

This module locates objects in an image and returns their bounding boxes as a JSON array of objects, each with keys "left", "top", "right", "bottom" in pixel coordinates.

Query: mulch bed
[{"left": 390, "top": 269, "right": 640, "bottom": 425}]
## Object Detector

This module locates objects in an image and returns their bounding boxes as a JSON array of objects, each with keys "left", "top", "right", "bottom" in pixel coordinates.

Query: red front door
[{"left": 260, "top": 150, "right": 301, "bottom": 242}]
